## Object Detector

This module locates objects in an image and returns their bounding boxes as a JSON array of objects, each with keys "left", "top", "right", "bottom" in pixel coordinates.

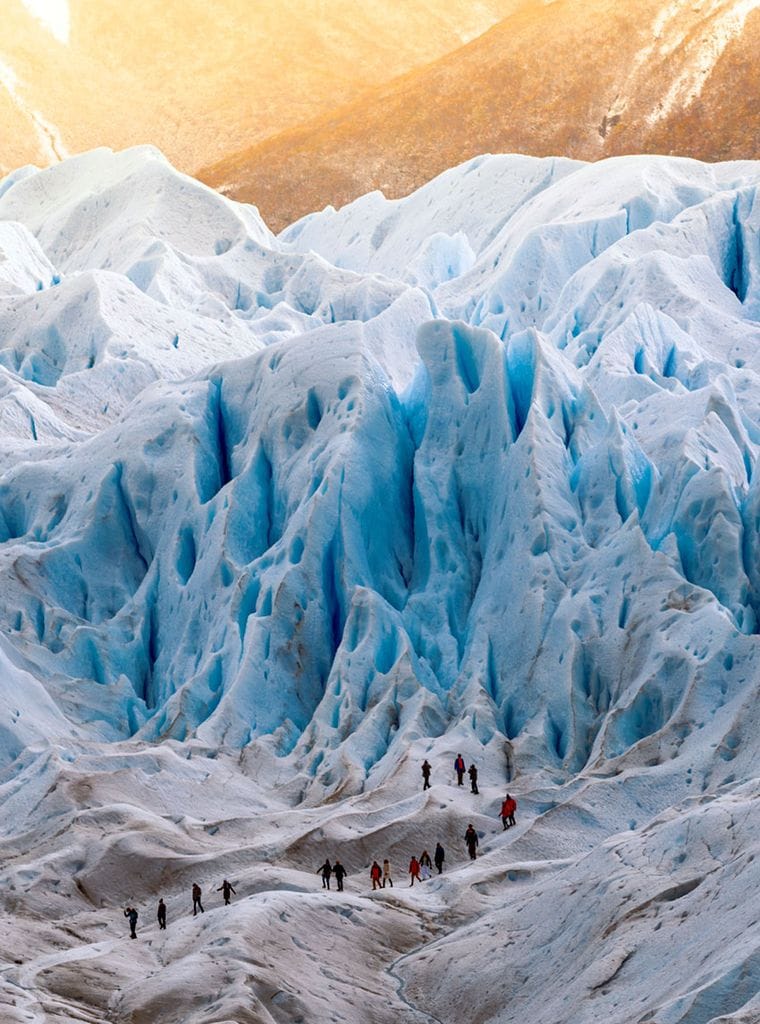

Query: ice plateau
[{"left": 0, "top": 145, "right": 758, "bottom": 1024}]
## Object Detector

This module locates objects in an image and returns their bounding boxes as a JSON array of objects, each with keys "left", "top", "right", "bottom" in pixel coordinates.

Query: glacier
[{"left": 0, "top": 145, "right": 758, "bottom": 1023}]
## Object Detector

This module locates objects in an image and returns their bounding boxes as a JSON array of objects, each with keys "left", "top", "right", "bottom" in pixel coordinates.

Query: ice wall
[{"left": 1, "top": 146, "right": 759, "bottom": 795}]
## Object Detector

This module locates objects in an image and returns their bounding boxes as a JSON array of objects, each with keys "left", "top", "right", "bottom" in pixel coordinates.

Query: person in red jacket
[
  {"left": 408, "top": 856, "right": 421, "bottom": 886},
  {"left": 454, "top": 754, "right": 466, "bottom": 786},
  {"left": 370, "top": 861, "right": 383, "bottom": 890},
  {"left": 501, "top": 794, "right": 517, "bottom": 829}
]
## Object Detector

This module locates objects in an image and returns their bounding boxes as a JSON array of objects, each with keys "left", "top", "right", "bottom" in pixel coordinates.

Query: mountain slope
[
  {"left": 0, "top": 0, "right": 521, "bottom": 178},
  {"left": 202, "top": 0, "right": 760, "bottom": 230}
]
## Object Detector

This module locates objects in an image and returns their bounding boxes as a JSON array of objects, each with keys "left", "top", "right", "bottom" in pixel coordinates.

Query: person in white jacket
[{"left": 382, "top": 858, "right": 393, "bottom": 888}]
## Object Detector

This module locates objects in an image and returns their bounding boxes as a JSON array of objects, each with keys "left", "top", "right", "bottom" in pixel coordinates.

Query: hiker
[
  {"left": 464, "top": 823, "right": 479, "bottom": 860},
  {"left": 370, "top": 860, "right": 383, "bottom": 890},
  {"left": 434, "top": 842, "right": 445, "bottom": 874},
  {"left": 419, "top": 849, "right": 432, "bottom": 881},
  {"left": 422, "top": 759, "right": 432, "bottom": 790},
  {"left": 217, "top": 879, "right": 236, "bottom": 905},
  {"left": 333, "top": 860, "right": 347, "bottom": 892},
  {"left": 501, "top": 794, "right": 517, "bottom": 829},
  {"left": 468, "top": 763, "right": 479, "bottom": 794},
  {"left": 454, "top": 753, "right": 466, "bottom": 786},
  {"left": 317, "top": 859, "right": 332, "bottom": 890},
  {"left": 382, "top": 858, "right": 393, "bottom": 888},
  {"left": 124, "top": 905, "right": 138, "bottom": 939},
  {"left": 192, "top": 883, "right": 204, "bottom": 915},
  {"left": 408, "top": 855, "right": 421, "bottom": 886},
  {"left": 157, "top": 898, "right": 167, "bottom": 930}
]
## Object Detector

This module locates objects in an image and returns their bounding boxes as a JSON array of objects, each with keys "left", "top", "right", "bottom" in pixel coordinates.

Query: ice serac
[{"left": 1, "top": 147, "right": 760, "bottom": 1024}]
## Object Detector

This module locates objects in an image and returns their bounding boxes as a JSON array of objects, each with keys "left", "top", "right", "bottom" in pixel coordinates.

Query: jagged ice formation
[
  {"left": 1, "top": 148, "right": 759, "bottom": 783},
  {"left": 0, "top": 146, "right": 759, "bottom": 1024}
]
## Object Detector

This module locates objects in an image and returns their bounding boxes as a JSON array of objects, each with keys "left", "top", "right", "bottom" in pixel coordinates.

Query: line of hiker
[
  {"left": 423, "top": 754, "right": 479, "bottom": 793},
  {"left": 123, "top": 879, "right": 237, "bottom": 938},
  {"left": 123, "top": 784, "right": 520, "bottom": 941},
  {"left": 370, "top": 858, "right": 393, "bottom": 888},
  {"left": 316, "top": 858, "right": 348, "bottom": 891},
  {"left": 462, "top": 794, "right": 519, "bottom": 862},
  {"left": 318, "top": 842, "right": 448, "bottom": 893},
  {"left": 408, "top": 842, "right": 445, "bottom": 884},
  {"left": 422, "top": 757, "right": 519, "bottom": 831},
  {"left": 316, "top": 825, "right": 495, "bottom": 892}
]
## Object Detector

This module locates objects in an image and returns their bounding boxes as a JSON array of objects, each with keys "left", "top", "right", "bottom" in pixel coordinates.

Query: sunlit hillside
[
  {"left": 201, "top": 0, "right": 760, "bottom": 230},
  {"left": 0, "top": 0, "right": 521, "bottom": 178}
]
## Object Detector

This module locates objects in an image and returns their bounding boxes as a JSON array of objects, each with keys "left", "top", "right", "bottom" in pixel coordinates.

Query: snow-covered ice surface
[{"left": 0, "top": 145, "right": 759, "bottom": 1023}]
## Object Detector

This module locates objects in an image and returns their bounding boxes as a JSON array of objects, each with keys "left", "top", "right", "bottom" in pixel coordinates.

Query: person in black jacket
[
  {"left": 317, "top": 859, "right": 332, "bottom": 889},
  {"left": 464, "top": 824, "right": 479, "bottom": 860},
  {"left": 468, "top": 764, "right": 479, "bottom": 794},
  {"left": 124, "top": 906, "right": 138, "bottom": 939},
  {"left": 217, "top": 879, "right": 236, "bottom": 905},
  {"left": 422, "top": 759, "right": 432, "bottom": 790},
  {"left": 333, "top": 861, "right": 347, "bottom": 892},
  {"left": 192, "top": 883, "right": 204, "bottom": 915},
  {"left": 434, "top": 842, "right": 445, "bottom": 874},
  {"left": 157, "top": 898, "right": 167, "bottom": 930}
]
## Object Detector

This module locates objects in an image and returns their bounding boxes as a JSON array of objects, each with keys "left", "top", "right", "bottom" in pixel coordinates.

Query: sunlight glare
[{"left": 20, "top": 0, "right": 70, "bottom": 45}]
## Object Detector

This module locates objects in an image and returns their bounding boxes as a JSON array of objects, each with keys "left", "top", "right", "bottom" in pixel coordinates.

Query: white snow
[{"left": 0, "top": 147, "right": 759, "bottom": 1022}]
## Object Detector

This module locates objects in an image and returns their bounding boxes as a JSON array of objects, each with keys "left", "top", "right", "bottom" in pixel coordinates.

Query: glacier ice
[
  {"left": 0, "top": 147, "right": 759, "bottom": 780},
  {"left": 0, "top": 146, "right": 759, "bottom": 1024}
]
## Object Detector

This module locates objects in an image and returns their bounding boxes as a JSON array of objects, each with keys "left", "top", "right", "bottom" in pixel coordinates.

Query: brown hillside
[
  {"left": 199, "top": 0, "right": 760, "bottom": 231},
  {"left": 1, "top": 0, "right": 519, "bottom": 177}
]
